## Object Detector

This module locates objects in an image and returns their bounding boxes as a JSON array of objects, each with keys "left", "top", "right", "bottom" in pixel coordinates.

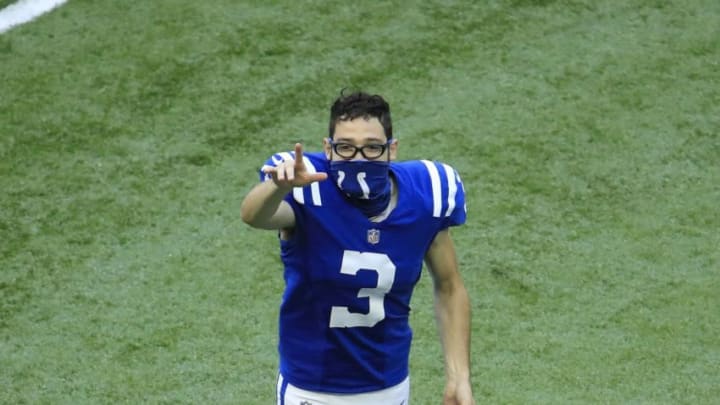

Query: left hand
[{"left": 443, "top": 380, "right": 476, "bottom": 405}]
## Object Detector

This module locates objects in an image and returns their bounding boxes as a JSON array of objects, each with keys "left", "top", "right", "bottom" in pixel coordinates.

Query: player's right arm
[{"left": 240, "top": 143, "right": 327, "bottom": 230}]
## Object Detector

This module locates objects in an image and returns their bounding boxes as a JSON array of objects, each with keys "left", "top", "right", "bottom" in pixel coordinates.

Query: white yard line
[{"left": 0, "top": 0, "right": 68, "bottom": 34}]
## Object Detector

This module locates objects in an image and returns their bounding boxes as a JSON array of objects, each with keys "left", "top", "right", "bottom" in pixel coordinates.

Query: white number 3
[{"left": 329, "top": 250, "right": 396, "bottom": 328}]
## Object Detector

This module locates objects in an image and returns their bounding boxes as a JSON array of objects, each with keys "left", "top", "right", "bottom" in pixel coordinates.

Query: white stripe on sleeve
[
  {"left": 277, "top": 152, "right": 293, "bottom": 162},
  {"left": 442, "top": 163, "right": 457, "bottom": 217},
  {"left": 422, "top": 160, "right": 443, "bottom": 218}
]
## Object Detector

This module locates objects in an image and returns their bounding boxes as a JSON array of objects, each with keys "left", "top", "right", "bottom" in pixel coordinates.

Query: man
[{"left": 240, "top": 91, "right": 474, "bottom": 405}]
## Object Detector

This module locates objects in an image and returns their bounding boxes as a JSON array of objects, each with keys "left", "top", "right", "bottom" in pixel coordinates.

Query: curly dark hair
[{"left": 328, "top": 90, "right": 393, "bottom": 139}]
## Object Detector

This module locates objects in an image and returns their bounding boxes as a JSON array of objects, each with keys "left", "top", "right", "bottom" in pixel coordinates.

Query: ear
[
  {"left": 388, "top": 139, "right": 398, "bottom": 161},
  {"left": 323, "top": 137, "right": 332, "bottom": 159}
]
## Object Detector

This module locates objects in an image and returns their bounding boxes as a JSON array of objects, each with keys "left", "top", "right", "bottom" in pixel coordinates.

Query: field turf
[{"left": 1, "top": 1, "right": 718, "bottom": 403}]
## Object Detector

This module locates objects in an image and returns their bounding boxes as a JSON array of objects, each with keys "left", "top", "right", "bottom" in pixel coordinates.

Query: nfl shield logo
[{"left": 367, "top": 229, "right": 381, "bottom": 244}]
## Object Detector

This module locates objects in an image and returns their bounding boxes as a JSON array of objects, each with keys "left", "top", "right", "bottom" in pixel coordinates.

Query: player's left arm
[{"left": 425, "top": 228, "right": 475, "bottom": 405}]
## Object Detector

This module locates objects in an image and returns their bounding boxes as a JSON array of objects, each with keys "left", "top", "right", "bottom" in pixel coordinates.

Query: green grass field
[{"left": 1, "top": 0, "right": 719, "bottom": 403}]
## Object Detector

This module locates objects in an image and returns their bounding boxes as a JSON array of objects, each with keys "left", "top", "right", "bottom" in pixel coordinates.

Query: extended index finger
[{"left": 294, "top": 143, "right": 305, "bottom": 166}]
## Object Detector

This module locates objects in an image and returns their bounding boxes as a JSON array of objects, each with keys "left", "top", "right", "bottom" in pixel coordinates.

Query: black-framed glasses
[{"left": 330, "top": 140, "right": 392, "bottom": 159}]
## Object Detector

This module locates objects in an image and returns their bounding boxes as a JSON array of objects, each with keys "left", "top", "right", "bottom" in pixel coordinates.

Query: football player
[{"left": 241, "top": 91, "right": 475, "bottom": 405}]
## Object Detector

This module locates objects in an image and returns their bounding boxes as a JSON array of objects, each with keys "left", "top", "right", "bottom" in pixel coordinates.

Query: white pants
[{"left": 277, "top": 374, "right": 410, "bottom": 405}]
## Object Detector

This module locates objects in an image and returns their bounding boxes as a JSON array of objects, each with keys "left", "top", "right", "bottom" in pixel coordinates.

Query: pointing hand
[{"left": 262, "top": 143, "right": 328, "bottom": 189}]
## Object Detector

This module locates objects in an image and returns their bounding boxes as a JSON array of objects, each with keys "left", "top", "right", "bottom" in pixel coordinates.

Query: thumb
[{"left": 307, "top": 172, "right": 328, "bottom": 182}]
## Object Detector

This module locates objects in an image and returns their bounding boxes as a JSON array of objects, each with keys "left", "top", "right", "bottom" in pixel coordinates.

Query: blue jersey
[{"left": 259, "top": 151, "right": 466, "bottom": 393}]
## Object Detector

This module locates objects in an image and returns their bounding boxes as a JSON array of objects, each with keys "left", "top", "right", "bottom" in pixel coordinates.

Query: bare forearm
[
  {"left": 435, "top": 280, "right": 472, "bottom": 381},
  {"left": 240, "top": 181, "right": 292, "bottom": 229}
]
